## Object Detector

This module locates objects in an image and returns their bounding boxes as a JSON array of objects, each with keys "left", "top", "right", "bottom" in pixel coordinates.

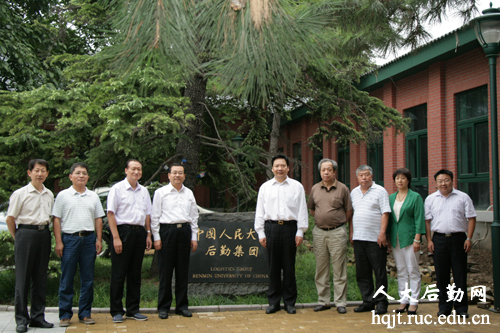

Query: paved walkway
[{"left": 1, "top": 303, "right": 499, "bottom": 332}]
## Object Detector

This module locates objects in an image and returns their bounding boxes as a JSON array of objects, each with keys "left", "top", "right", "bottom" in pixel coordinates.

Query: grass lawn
[{"left": 0, "top": 246, "right": 403, "bottom": 308}]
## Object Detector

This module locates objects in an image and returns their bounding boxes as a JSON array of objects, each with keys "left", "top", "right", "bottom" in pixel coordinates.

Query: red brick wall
[{"left": 366, "top": 46, "right": 496, "bottom": 202}]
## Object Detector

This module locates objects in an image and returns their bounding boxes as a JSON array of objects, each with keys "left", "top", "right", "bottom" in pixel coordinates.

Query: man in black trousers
[
  {"left": 6, "top": 159, "right": 54, "bottom": 332},
  {"left": 254, "top": 154, "right": 308, "bottom": 315},
  {"left": 425, "top": 169, "right": 476, "bottom": 318},
  {"left": 151, "top": 163, "right": 199, "bottom": 319},
  {"left": 107, "top": 159, "right": 152, "bottom": 323}
]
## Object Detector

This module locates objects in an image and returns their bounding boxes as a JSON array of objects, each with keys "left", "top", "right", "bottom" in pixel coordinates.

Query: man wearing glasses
[
  {"left": 425, "top": 169, "right": 476, "bottom": 318},
  {"left": 151, "top": 163, "right": 199, "bottom": 319},
  {"left": 52, "top": 162, "right": 104, "bottom": 327}
]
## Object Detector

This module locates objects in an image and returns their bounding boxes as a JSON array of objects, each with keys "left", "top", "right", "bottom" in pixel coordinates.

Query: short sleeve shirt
[
  {"left": 351, "top": 182, "right": 391, "bottom": 242},
  {"left": 52, "top": 186, "right": 105, "bottom": 233},
  {"left": 7, "top": 182, "right": 54, "bottom": 225},
  {"left": 307, "top": 179, "right": 352, "bottom": 228},
  {"left": 107, "top": 178, "right": 152, "bottom": 226},
  {"left": 424, "top": 188, "right": 476, "bottom": 233}
]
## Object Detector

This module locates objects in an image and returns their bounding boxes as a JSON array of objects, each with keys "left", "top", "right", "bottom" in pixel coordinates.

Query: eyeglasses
[
  {"left": 437, "top": 179, "right": 452, "bottom": 184},
  {"left": 74, "top": 172, "right": 88, "bottom": 176},
  {"left": 171, "top": 172, "right": 184, "bottom": 176}
]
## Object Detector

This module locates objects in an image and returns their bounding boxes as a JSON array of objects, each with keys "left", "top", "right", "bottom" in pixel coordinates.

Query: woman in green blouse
[{"left": 388, "top": 168, "right": 426, "bottom": 315}]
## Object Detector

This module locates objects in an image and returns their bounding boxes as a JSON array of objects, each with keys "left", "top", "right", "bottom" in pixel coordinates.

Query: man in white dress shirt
[
  {"left": 254, "top": 154, "right": 308, "bottom": 315},
  {"left": 350, "top": 165, "right": 391, "bottom": 315},
  {"left": 107, "top": 159, "right": 152, "bottom": 323},
  {"left": 52, "top": 162, "right": 104, "bottom": 327},
  {"left": 151, "top": 163, "right": 199, "bottom": 319},
  {"left": 425, "top": 169, "right": 476, "bottom": 318}
]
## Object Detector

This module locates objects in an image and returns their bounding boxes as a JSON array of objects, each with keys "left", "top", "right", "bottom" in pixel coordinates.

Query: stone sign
[{"left": 188, "top": 212, "right": 269, "bottom": 283}]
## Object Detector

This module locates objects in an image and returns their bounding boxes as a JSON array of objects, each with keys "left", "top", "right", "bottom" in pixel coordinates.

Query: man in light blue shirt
[{"left": 52, "top": 162, "right": 104, "bottom": 327}]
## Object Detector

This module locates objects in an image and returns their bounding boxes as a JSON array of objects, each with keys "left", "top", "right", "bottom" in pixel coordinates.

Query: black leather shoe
[
  {"left": 337, "top": 306, "right": 347, "bottom": 314},
  {"left": 456, "top": 311, "right": 469, "bottom": 318},
  {"left": 158, "top": 311, "right": 169, "bottom": 319},
  {"left": 313, "top": 305, "right": 331, "bottom": 312},
  {"left": 285, "top": 305, "right": 296, "bottom": 314},
  {"left": 29, "top": 321, "right": 54, "bottom": 328},
  {"left": 437, "top": 310, "right": 451, "bottom": 317},
  {"left": 395, "top": 304, "right": 409, "bottom": 313},
  {"left": 16, "top": 325, "right": 27, "bottom": 333},
  {"left": 265, "top": 305, "right": 280, "bottom": 314},
  {"left": 175, "top": 309, "right": 192, "bottom": 317},
  {"left": 353, "top": 304, "right": 374, "bottom": 313},
  {"left": 375, "top": 306, "right": 387, "bottom": 315}
]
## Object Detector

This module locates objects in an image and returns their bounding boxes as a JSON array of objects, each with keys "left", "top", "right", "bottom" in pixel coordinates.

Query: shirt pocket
[
  {"left": 135, "top": 194, "right": 146, "bottom": 213},
  {"left": 330, "top": 197, "right": 344, "bottom": 210}
]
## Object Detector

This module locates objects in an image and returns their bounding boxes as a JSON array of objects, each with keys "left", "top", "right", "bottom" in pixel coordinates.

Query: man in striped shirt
[
  {"left": 349, "top": 165, "right": 391, "bottom": 315},
  {"left": 52, "top": 162, "right": 105, "bottom": 327}
]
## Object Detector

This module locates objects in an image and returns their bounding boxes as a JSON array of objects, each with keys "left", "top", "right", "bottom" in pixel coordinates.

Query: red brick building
[{"left": 277, "top": 25, "right": 497, "bottom": 211}]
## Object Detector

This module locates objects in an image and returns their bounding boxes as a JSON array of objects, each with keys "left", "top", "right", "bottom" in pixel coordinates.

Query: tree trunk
[
  {"left": 267, "top": 112, "right": 281, "bottom": 178},
  {"left": 175, "top": 73, "right": 208, "bottom": 190}
]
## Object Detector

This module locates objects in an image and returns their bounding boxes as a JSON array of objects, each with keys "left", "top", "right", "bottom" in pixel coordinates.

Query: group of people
[
  {"left": 5, "top": 154, "right": 477, "bottom": 332},
  {"left": 256, "top": 155, "right": 476, "bottom": 319},
  {"left": 6, "top": 159, "right": 198, "bottom": 332}
]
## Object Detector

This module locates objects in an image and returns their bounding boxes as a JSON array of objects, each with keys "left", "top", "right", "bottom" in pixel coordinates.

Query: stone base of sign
[{"left": 188, "top": 282, "right": 267, "bottom": 297}]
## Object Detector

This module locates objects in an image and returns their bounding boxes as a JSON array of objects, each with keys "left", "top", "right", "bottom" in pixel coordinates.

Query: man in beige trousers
[{"left": 308, "top": 158, "right": 352, "bottom": 314}]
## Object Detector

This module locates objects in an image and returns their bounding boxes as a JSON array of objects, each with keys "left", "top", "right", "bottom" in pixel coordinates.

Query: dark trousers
[
  {"left": 433, "top": 232, "right": 468, "bottom": 313},
  {"left": 265, "top": 222, "right": 297, "bottom": 307},
  {"left": 110, "top": 226, "right": 146, "bottom": 316},
  {"left": 14, "top": 227, "right": 51, "bottom": 325},
  {"left": 157, "top": 223, "right": 191, "bottom": 312},
  {"left": 353, "top": 240, "right": 388, "bottom": 308}
]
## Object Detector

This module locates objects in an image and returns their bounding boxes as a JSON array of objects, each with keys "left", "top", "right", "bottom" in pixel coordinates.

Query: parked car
[
  {"left": 94, "top": 186, "right": 214, "bottom": 258},
  {"left": 0, "top": 211, "right": 8, "bottom": 232}
]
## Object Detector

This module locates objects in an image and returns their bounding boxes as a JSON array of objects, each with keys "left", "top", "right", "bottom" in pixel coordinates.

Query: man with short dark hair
[
  {"left": 350, "top": 164, "right": 391, "bottom": 315},
  {"left": 151, "top": 163, "right": 199, "bottom": 319},
  {"left": 308, "top": 158, "right": 352, "bottom": 314},
  {"left": 107, "top": 159, "right": 152, "bottom": 323},
  {"left": 6, "top": 159, "right": 54, "bottom": 333},
  {"left": 255, "top": 154, "right": 308, "bottom": 315},
  {"left": 425, "top": 169, "right": 476, "bottom": 318},
  {"left": 52, "top": 162, "right": 104, "bottom": 327}
]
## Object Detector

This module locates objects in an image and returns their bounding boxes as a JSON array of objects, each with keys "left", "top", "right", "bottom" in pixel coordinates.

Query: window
[
  {"left": 405, "top": 104, "right": 428, "bottom": 199},
  {"left": 313, "top": 147, "right": 323, "bottom": 185},
  {"left": 367, "top": 139, "right": 384, "bottom": 186},
  {"left": 293, "top": 142, "right": 302, "bottom": 183},
  {"left": 456, "top": 86, "right": 489, "bottom": 210},
  {"left": 337, "top": 142, "right": 350, "bottom": 189}
]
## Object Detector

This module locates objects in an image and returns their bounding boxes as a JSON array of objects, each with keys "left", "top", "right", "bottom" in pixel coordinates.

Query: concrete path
[
  {"left": 0, "top": 312, "right": 65, "bottom": 333},
  {"left": 1, "top": 303, "right": 499, "bottom": 332}
]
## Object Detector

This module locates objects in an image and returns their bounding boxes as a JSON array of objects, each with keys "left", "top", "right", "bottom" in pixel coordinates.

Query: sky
[{"left": 374, "top": 0, "right": 493, "bottom": 65}]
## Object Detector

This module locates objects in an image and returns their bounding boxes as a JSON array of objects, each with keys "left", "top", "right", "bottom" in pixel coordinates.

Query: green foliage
[
  {"left": 0, "top": 54, "right": 189, "bottom": 201},
  {"left": 0, "top": 231, "right": 15, "bottom": 267},
  {"left": 0, "top": 0, "right": 112, "bottom": 91},
  {"left": 291, "top": 58, "right": 410, "bottom": 149}
]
